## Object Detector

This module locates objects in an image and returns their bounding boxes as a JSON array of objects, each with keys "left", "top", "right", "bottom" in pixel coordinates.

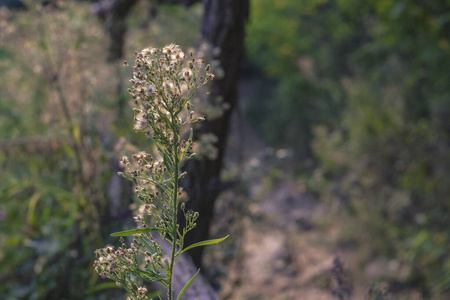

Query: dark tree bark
[
  {"left": 155, "top": 0, "right": 199, "bottom": 5},
  {"left": 0, "top": 0, "right": 25, "bottom": 9},
  {"left": 180, "top": 0, "right": 249, "bottom": 268},
  {"left": 91, "top": 0, "right": 139, "bottom": 62}
]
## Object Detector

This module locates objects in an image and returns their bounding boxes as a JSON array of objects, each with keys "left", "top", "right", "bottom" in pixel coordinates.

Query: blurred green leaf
[{"left": 111, "top": 227, "right": 169, "bottom": 237}]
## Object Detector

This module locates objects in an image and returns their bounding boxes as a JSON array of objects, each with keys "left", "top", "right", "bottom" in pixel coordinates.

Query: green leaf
[
  {"left": 178, "top": 235, "right": 229, "bottom": 255},
  {"left": 163, "top": 152, "right": 174, "bottom": 179},
  {"left": 148, "top": 291, "right": 164, "bottom": 299},
  {"left": 158, "top": 108, "right": 172, "bottom": 127},
  {"left": 86, "top": 282, "right": 120, "bottom": 294},
  {"left": 136, "top": 176, "right": 170, "bottom": 197},
  {"left": 111, "top": 227, "right": 168, "bottom": 237},
  {"left": 133, "top": 269, "right": 167, "bottom": 287},
  {"left": 187, "top": 127, "right": 193, "bottom": 143},
  {"left": 176, "top": 269, "right": 200, "bottom": 300},
  {"left": 180, "top": 128, "right": 193, "bottom": 160},
  {"left": 26, "top": 192, "right": 41, "bottom": 226}
]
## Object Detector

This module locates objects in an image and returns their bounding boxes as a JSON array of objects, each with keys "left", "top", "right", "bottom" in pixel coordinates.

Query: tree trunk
[
  {"left": 180, "top": 0, "right": 248, "bottom": 268},
  {"left": 91, "top": 0, "right": 139, "bottom": 62},
  {"left": 0, "top": 0, "right": 25, "bottom": 9}
]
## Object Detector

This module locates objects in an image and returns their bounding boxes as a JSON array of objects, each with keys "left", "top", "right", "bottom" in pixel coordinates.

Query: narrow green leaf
[
  {"left": 178, "top": 235, "right": 229, "bottom": 255},
  {"left": 133, "top": 268, "right": 167, "bottom": 286},
  {"left": 26, "top": 192, "right": 41, "bottom": 226},
  {"left": 111, "top": 227, "right": 168, "bottom": 237},
  {"left": 158, "top": 108, "right": 172, "bottom": 126},
  {"left": 187, "top": 127, "right": 193, "bottom": 143},
  {"left": 163, "top": 152, "right": 174, "bottom": 179},
  {"left": 164, "top": 148, "right": 175, "bottom": 164},
  {"left": 180, "top": 128, "right": 193, "bottom": 160},
  {"left": 148, "top": 291, "right": 164, "bottom": 299},
  {"left": 135, "top": 268, "right": 159, "bottom": 278},
  {"left": 136, "top": 176, "right": 171, "bottom": 197},
  {"left": 86, "top": 282, "right": 120, "bottom": 294},
  {"left": 176, "top": 269, "right": 200, "bottom": 300}
]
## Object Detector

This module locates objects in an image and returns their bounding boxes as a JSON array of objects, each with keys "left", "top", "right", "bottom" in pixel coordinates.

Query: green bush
[{"left": 246, "top": 0, "right": 450, "bottom": 296}]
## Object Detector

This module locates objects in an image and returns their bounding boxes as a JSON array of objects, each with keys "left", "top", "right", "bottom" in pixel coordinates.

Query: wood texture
[{"left": 180, "top": 0, "right": 249, "bottom": 268}]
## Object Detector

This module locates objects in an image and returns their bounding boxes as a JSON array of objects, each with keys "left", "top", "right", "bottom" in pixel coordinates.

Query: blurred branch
[
  {"left": 0, "top": 0, "right": 26, "bottom": 9},
  {"left": 90, "top": 0, "right": 138, "bottom": 17},
  {"left": 154, "top": 0, "right": 200, "bottom": 6},
  {"left": 35, "top": 22, "right": 85, "bottom": 184},
  {"left": 90, "top": 0, "right": 200, "bottom": 115},
  {"left": 91, "top": 0, "right": 139, "bottom": 62},
  {"left": 90, "top": 0, "right": 199, "bottom": 16},
  {"left": 0, "top": 136, "right": 71, "bottom": 154},
  {"left": 0, "top": 0, "right": 25, "bottom": 9}
]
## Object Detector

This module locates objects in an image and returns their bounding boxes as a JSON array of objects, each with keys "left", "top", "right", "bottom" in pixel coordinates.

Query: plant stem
[{"left": 168, "top": 130, "right": 179, "bottom": 300}]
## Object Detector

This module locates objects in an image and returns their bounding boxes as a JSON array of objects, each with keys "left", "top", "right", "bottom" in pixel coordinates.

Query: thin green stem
[{"left": 168, "top": 130, "right": 179, "bottom": 300}]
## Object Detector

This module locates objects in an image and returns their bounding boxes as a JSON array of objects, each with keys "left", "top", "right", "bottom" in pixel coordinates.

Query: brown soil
[{"left": 216, "top": 179, "right": 369, "bottom": 300}]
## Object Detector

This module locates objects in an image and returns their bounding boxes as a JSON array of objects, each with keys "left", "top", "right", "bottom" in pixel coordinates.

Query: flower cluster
[
  {"left": 129, "top": 44, "right": 213, "bottom": 144},
  {"left": 93, "top": 45, "right": 217, "bottom": 300},
  {"left": 119, "top": 150, "right": 175, "bottom": 231},
  {"left": 93, "top": 237, "right": 155, "bottom": 300}
]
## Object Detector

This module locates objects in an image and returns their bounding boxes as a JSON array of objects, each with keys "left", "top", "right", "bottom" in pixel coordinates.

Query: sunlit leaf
[
  {"left": 86, "top": 282, "right": 120, "bottom": 294},
  {"left": 111, "top": 227, "right": 169, "bottom": 237},
  {"left": 178, "top": 235, "right": 228, "bottom": 255},
  {"left": 176, "top": 269, "right": 200, "bottom": 300}
]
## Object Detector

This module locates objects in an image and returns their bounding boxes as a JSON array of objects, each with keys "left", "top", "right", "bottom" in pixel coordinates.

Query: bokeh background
[{"left": 1, "top": 0, "right": 450, "bottom": 299}]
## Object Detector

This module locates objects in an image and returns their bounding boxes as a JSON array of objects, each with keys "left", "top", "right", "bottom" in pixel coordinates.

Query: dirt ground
[
  {"left": 215, "top": 178, "right": 366, "bottom": 300},
  {"left": 213, "top": 174, "right": 425, "bottom": 300}
]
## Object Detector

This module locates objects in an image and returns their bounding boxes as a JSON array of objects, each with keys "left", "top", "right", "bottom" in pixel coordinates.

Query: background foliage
[
  {"left": 1, "top": 0, "right": 450, "bottom": 299},
  {"left": 0, "top": 1, "right": 200, "bottom": 298},
  {"left": 245, "top": 0, "right": 450, "bottom": 297}
]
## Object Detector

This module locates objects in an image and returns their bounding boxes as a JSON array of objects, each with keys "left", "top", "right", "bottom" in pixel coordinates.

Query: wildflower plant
[{"left": 93, "top": 44, "right": 227, "bottom": 300}]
